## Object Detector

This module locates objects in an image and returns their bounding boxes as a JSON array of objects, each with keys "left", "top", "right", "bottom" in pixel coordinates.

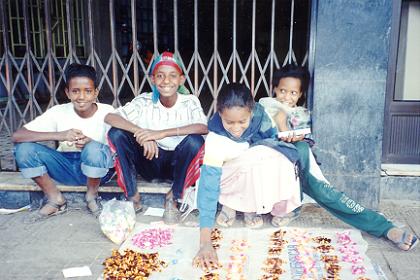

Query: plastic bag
[{"left": 99, "top": 198, "right": 136, "bottom": 245}]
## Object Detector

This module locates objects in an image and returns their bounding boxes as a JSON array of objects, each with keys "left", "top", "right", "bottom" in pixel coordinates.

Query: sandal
[
  {"left": 24, "top": 200, "right": 68, "bottom": 223},
  {"left": 128, "top": 194, "right": 143, "bottom": 214},
  {"left": 85, "top": 195, "right": 103, "bottom": 217},
  {"left": 387, "top": 228, "right": 418, "bottom": 251},
  {"left": 271, "top": 211, "right": 300, "bottom": 227},
  {"left": 216, "top": 206, "right": 236, "bottom": 227},
  {"left": 244, "top": 212, "right": 264, "bottom": 229}
]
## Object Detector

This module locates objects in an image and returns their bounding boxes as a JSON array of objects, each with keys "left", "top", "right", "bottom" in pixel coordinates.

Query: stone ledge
[
  {"left": 0, "top": 172, "right": 171, "bottom": 194},
  {"left": 381, "top": 164, "right": 420, "bottom": 177}
]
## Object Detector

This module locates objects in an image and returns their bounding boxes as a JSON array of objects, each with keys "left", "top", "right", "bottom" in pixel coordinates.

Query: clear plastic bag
[{"left": 99, "top": 198, "right": 136, "bottom": 245}]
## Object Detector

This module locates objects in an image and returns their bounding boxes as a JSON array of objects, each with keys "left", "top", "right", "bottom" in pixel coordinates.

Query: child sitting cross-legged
[{"left": 13, "top": 63, "right": 115, "bottom": 221}]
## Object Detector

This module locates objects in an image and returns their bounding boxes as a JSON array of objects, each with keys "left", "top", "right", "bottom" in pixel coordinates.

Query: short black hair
[
  {"left": 272, "top": 64, "right": 310, "bottom": 94},
  {"left": 216, "top": 83, "right": 255, "bottom": 113},
  {"left": 64, "top": 63, "right": 98, "bottom": 88}
]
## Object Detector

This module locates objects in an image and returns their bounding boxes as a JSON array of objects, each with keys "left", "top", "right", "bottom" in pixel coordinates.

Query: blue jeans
[
  {"left": 14, "top": 141, "right": 115, "bottom": 186},
  {"left": 108, "top": 127, "right": 205, "bottom": 200}
]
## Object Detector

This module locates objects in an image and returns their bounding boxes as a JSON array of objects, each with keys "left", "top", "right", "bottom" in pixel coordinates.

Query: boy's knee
[
  {"left": 14, "top": 143, "right": 38, "bottom": 163},
  {"left": 183, "top": 134, "right": 204, "bottom": 152},
  {"left": 81, "top": 141, "right": 113, "bottom": 167},
  {"left": 107, "top": 127, "right": 126, "bottom": 142}
]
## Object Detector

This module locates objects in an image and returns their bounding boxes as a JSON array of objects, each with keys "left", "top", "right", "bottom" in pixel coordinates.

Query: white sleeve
[{"left": 24, "top": 106, "right": 59, "bottom": 132}]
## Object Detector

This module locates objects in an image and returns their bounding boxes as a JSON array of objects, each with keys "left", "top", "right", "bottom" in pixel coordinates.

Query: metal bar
[
  {"left": 194, "top": 0, "right": 198, "bottom": 95},
  {"left": 152, "top": 0, "right": 158, "bottom": 55},
  {"left": 0, "top": 0, "right": 14, "bottom": 132},
  {"left": 251, "top": 0, "right": 256, "bottom": 96},
  {"left": 288, "top": 0, "right": 295, "bottom": 64},
  {"left": 174, "top": 0, "right": 178, "bottom": 53},
  {"left": 269, "top": 0, "right": 275, "bottom": 96},
  {"left": 87, "top": 0, "right": 95, "bottom": 67},
  {"left": 307, "top": 0, "right": 318, "bottom": 110},
  {"left": 213, "top": 0, "right": 218, "bottom": 104},
  {"left": 232, "top": 0, "right": 236, "bottom": 82},
  {"left": 22, "top": 0, "right": 34, "bottom": 119},
  {"left": 131, "top": 0, "right": 139, "bottom": 95},
  {"left": 65, "top": 0, "right": 74, "bottom": 61},
  {"left": 109, "top": 0, "right": 119, "bottom": 107},
  {"left": 44, "top": 0, "right": 56, "bottom": 106}
]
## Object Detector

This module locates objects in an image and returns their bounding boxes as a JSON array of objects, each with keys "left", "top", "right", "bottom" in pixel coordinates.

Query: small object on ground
[
  {"left": 0, "top": 205, "right": 31, "bottom": 215},
  {"left": 143, "top": 207, "right": 165, "bottom": 217},
  {"left": 62, "top": 266, "right": 92, "bottom": 278}
]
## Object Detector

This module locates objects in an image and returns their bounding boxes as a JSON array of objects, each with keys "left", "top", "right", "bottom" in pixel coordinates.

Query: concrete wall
[{"left": 311, "top": 0, "right": 392, "bottom": 208}]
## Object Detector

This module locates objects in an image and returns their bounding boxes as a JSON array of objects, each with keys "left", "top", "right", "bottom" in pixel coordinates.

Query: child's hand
[
  {"left": 280, "top": 133, "right": 304, "bottom": 143},
  {"left": 61, "top": 129, "right": 85, "bottom": 142},
  {"left": 74, "top": 136, "right": 91, "bottom": 149},
  {"left": 193, "top": 243, "right": 219, "bottom": 272},
  {"left": 141, "top": 140, "right": 159, "bottom": 160},
  {"left": 134, "top": 129, "right": 165, "bottom": 146}
]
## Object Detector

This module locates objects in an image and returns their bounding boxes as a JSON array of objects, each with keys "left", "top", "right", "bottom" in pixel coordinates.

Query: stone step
[{"left": 0, "top": 171, "right": 171, "bottom": 194}]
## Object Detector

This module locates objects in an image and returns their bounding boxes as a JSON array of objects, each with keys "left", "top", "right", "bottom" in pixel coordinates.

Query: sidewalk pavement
[{"left": 0, "top": 199, "right": 419, "bottom": 280}]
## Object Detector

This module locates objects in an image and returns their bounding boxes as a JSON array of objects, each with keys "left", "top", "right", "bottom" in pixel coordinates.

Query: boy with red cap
[{"left": 106, "top": 52, "right": 208, "bottom": 224}]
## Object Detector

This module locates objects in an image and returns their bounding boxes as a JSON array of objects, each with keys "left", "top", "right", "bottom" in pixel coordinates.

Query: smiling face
[
  {"left": 65, "top": 76, "right": 98, "bottom": 118},
  {"left": 219, "top": 106, "right": 252, "bottom": 138},
  {"left": 274, "top": 77, "right": 303, "bottom": 108},
  {"left": 151, "top": 65, "right": 185, "bottom": 103}
]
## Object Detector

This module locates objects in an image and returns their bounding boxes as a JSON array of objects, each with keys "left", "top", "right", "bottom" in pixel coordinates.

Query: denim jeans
[
  {"left": 14, "top": 141, "right": 115, "bottom": 186},
  {"left": 108, "top": 127, "right": 205, "bottom": 200}
]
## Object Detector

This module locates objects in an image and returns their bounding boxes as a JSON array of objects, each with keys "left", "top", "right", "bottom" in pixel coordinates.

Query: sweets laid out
[{"left": 103, "top": 225, "right": 381, "bottom": 279}]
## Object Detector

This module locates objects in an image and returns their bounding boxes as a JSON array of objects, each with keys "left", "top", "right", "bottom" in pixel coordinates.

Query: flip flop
[
  {"left": 24, "top": 200, "right": 68, "bottom": 223},
  {"left": 393, "top": 231, "right": 419, "bottom": 251},
  {"left": 216, "top": 209, "right": 236, "bottom": 227},
  {"left": 271, "top": 211, "right": 300, "bottom": 227},
  {"left": 244, "top": 213, "right": 264, "bottom": 229},
  {"left": 85, "top": 195, "right": 103, "bottom": 218}
]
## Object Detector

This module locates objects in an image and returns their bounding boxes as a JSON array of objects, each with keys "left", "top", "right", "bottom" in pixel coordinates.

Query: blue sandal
[{"left": 396, "top": 231, "right": 418, "bottom": 251}]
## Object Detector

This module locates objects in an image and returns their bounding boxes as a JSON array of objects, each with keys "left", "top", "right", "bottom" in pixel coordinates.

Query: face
[
  {"left": 65, "top": 77, "right": 98, "bottom": 116},
  {"left": 219, "top": 106, "right": 252, "bottom": 138},
  {"left": 274, "top": 77, "right": 303, "bottom": 108},
  {"left": 151, "top": 65, "right": 185, "bottom": 99}
]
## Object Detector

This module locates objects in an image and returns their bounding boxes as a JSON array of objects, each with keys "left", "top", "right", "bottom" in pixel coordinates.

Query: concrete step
[{"left": 0, "top": 171, "right": 171, "bottom": 194}]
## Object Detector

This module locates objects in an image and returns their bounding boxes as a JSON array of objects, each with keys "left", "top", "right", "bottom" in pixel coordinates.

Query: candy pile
[
  {"left": 313, "top": 235, "right": 341, "bottom": 279},
  {"left": 259, "top": 230, "right": 287, "bottom": 279},
  {"left": 336, "top": 231, "right": 369, "bottom": 278},
  {"left": 211, "top": 228, "right": 223, "bottom": 249},
  {"left": 225, "top": 239, "right": 249, "bottom": 279},
  {"left": 102, "top": 249, "right": 167, "bottom": 279},
  {"left": 131, "top": 228, "right": 174, "bottom": 250}
]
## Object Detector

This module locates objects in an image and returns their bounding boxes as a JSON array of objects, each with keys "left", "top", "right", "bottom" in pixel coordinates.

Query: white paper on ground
[
  {"left": 143, "top": 207, "right": 165, "bottom": 217},
  {"left": 0, "top": 205, "right": 31, "bottom": 215},
  {"left": 62, "top": 266, "right": 92, "bottom": 278}
]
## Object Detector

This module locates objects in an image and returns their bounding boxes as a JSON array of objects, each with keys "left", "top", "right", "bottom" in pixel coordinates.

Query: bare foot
[{"left": 39, "top": 196, "right": 66, "bottom": 216}]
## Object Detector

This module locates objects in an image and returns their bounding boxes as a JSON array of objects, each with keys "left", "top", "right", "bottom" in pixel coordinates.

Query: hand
[
  {"left": 134, "top": 129, "right": 165, "bottom": 146},
  {"left": 142, "top": 140, "right": 159, "bottom": 160},
  {"left": 280, "top": 133, "right": 305, "bottom": 143},
  {"left": 75, "top": 136, "right": 92, "bottom": 149},
  {"left": 193, "top": 243, "right": 219, "bottom": 272},
  {"left": 61, "top": 129, "right": 85, "bottom": 142}
]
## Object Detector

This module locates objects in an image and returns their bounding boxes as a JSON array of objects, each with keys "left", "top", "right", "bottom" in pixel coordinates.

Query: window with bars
[{"left": 6, "top": 0, "right": 86, "bottom": 58}]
